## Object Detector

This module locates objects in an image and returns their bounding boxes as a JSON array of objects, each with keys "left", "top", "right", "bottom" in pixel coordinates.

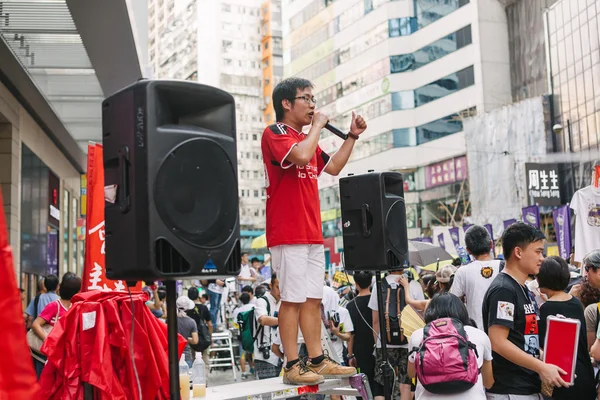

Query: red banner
[
  {"left": 0, "top": 186, "right": 41, "bottom": 398},
  {"left": 83, "top": 143, "right": 141, "bottom": 292}
]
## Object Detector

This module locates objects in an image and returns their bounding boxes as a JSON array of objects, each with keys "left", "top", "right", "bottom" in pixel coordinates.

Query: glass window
[
  {"left": 388, "top": 18, "right": 417, "bottom": 37},
  {"left": 391, "top": 25, "right": 472, "bottom": 73},
  {"left": 417, "top": 111, "right": 467, "bottom": 145},
  {"left": 71, "top": 197, "right": 77, "bottom": 271},
  {"left": 63, "top": 190, "right": 70, "bottom": 272}
]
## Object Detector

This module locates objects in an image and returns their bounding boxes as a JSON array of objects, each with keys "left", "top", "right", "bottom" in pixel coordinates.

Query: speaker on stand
[
  {"left": 339, "top": 171, "right": 409, "bottom": 400},
  {"left": 102, "top": 80, "right": 241, "bottom": 400}
]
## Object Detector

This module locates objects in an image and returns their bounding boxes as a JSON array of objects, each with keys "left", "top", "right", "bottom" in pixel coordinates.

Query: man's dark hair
[
  {"left": 273, "top": 77, "right": 314, "bottom": 121},
  {"left": 465, "top": 225, "right": 492, "bottom": 256},
  {"left": 242, "top": 285, "right": 254, "bottom": 295},
  {"left": 501, "top": 223, "right": 545, "bottom": 261},
  {"left": 537, "top": 256, "right": 570, "bottom": 291},
  {"left": 424, "top": 292, "right": 471, "bottom": 326},
  {"left": 250, "top": 257, "right": 260, "bottom": 264},
  {"left": 62, "top": 272, "right": 76, "bottom": 282},
  {"left": 187, "top": 287, "right": 200, "bottom": 301},
  {"left": 44, "top": 274, "right": 59, "bottom": 292},
  {"left": 240, "top": 293, "right": 251, "bottom": 305},
  {"left": 201, "top": 293, "right": 209, "bottom": 301},
  {"left": 353, "top": 271, "right": 373, "bottom": 290},
  {"left": 242, "top": 252, "right": 249, "bottom": 257},
  {"left": 255, "top": 285, "right": 268, "bottom": 297},
  {"left": 59, "top": 276, "right": 82, "bottom": 300}
]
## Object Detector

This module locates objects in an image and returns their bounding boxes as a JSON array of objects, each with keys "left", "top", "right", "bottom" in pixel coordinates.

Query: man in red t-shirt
[{"left": 261, "top": 77, "right": 366, "bottom": 385}]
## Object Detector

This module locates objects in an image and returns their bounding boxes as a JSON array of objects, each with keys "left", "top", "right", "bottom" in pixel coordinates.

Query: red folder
[{"left": 543, "top": 316, "right": 580, "bottom": 384}]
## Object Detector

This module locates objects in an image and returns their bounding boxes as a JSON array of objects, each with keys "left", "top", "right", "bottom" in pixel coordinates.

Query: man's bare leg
[
  {"left": 299, "top": 298, "right": 322, "bottom": 358},
  {"left": 279, "top": 301, "right": 301, "bottom": 361}
]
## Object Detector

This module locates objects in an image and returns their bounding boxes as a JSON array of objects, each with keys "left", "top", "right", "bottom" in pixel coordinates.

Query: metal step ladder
[{"left": 209, "top": 330, "right": 238, "bottom": 382}]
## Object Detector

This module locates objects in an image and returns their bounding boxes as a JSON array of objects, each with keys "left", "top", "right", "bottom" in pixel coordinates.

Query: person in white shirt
[
  {"left": 242, "top": 285, "right": 258, "bottom": 305},
  {"left": 570, "top": 185, "right": 600, "bottom": 263},
  {"left": 254, "top": 274, "right": 282, "bottom": 379},
  {"left": 408, "top": 292, "right": 494, "bottom": 399},
  {"left": 321, "top": 286, "right": 354, "bottom": 364},
  {"left": 238, "top": 252, "right": 258, "bottom": 292},
  {"left": 450, "top": 225, "right": 502, "bottom": 330},
  {"left": 369, "top": 269, "right": 425, "bottom": 400}
]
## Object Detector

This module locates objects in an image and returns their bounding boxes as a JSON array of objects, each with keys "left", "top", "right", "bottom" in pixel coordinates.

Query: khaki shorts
[{"left": 270, "top": 244, "right": 325, "bottom": 303}]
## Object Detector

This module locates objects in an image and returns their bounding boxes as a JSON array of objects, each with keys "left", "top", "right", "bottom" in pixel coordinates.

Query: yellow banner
[
  {"left": 321, "top": 208, "right": 341, "bottom": 222},
  {"left": 80, "top": 174, "right": 87, "bottom": 216}
]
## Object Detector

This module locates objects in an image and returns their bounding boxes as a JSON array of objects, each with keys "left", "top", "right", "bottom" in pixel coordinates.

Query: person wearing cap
[
  {"left": 176, "top": 296, "right": 199, "bottom": 367},
  {"left": 398, "top": 265, "right": 457, "bottom": 312}
]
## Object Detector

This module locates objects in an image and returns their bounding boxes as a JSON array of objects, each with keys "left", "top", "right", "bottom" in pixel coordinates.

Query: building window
[
  {"left": 252, "top": 134, "right": 258, "bottom": 141},
  {"left": 222, "top": 40, "right": 232, "bottom": 52},
  {"left": 254, "top": 190, "right": 259, "bottom": 198},
  {"left": 388, "top": 18, "right": 417, "bottom": 37},
  {"left": 254, "top": 171, "right": 259, "bottom": 179},
  {"left": 241, "top": 189, "right": 245, "bottom": 197},
  {"left": 390, "top": 25, "right": 472, "bottom": 73},
  {"left": 254, "top": 209, "right": 259, "bottom": 217}
]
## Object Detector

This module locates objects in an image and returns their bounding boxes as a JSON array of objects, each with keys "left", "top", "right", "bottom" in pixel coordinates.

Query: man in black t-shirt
[
  {"left": 483, "top": 223, "right": 569, "bottom": 399},
  {"left": 346, "top": 271, "right": 384, "bottom": 399}
]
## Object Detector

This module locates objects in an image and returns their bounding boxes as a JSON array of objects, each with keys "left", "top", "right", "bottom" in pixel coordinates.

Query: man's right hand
[
  {"left": 538, "top": 363, "right": 570, "bottom": 388},
  {"left": 312, "top": 110, "right": 329, "bottom": 129}
]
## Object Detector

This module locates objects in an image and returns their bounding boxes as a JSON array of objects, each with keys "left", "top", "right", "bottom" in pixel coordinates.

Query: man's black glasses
[{"left": 294, "top": 95, "right": 316, "bottom": 104}]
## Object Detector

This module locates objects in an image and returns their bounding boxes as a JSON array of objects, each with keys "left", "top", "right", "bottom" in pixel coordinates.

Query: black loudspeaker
[
  {"left": 339, "top": 172, "right": 408, "bottom": 271},
  {"left": 102, "top": 80, "right": 240, "bottom": 281}
]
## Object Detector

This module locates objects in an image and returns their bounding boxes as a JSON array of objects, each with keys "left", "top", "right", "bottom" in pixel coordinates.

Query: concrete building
[
  {"left": 282, "top": 0, "right": 512, "bottom": 248},
  {"left": 0, "top": 0, "right": 145, "bottom": 299},
  {"left": 261, "top": 0, "right": 284, "bottom": 125},
  {"left": 150, "top": 0, "right": 267, "bottom": 231}
]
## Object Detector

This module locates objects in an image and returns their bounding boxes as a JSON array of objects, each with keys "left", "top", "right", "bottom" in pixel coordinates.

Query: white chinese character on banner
[
  {"left": 87, "top": 220, "right": 124, "bottom": 291},
  {"left": 540, "top": 170, "right": 549, "bottom": 189},
  {"left": 549, "top": 170, "right": 559, "bottom": 189},
  {"left": 529, "top": 170, "right": 540, "bottom": 189},
  {"left": 89, "top": 221, "right": 105, "bottom": 255}
]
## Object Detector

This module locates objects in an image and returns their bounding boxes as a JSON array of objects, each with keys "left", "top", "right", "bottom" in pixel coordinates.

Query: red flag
[
  {"left": 83, "top": 143, "right": 141, "bottom": 292},
  {"left": 0, "top": 187, "right": 41, "bottom": 398}
]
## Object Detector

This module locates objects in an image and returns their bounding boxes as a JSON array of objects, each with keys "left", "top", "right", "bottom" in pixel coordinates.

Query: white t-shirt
[
  {"left": 208, "top": 281, "right": 225, "bottom": 294},
  {"left": 450, "top": 260, "right": 502, "bottom": 330},
  {"left": 408, "top": 325, "right": 492, "bottom": 400},
  {"left": 570, "top": 186, "right": 600, "bottom": 263},
  {"left": 369, "top": 274, "right": 425, "bottom": 349},
  {"left": 238, "top": 264, "right": 257, "bottom": 290},
  {"left": 328, "top": 306, "right": 354, "bottom": 362},
  {"left": 253, "top": 292, "right": 280, "bottom": 366}
]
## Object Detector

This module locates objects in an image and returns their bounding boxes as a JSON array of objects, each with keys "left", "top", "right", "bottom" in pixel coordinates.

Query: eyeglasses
[
  {"left": 294, "top": 95, "right": 316, "bottom": 105},
  {"left": 585, "top": 265, "right": 598, "bottom": 273}
]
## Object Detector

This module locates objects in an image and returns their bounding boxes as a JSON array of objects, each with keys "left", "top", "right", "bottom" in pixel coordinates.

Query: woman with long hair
[{"left": 407, "top": 292, "right": 494, "bottom": 399}]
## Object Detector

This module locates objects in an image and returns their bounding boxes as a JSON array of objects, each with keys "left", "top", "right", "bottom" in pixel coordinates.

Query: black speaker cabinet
[
  {"left": 339, "top": 172, "right": 408, "bottom": 271},
  {"left": 102, "top": 80, "right": 241, "bottom": 281}
]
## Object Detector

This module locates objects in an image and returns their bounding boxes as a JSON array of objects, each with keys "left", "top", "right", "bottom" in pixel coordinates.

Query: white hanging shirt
[{"left": 570, "top": 186, "right": 600, "bottom": 263}]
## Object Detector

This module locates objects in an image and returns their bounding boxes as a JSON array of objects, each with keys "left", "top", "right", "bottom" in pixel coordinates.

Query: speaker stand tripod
[
  {"left": 166, "top": 280, "right": 181, "bottom": 400},
  {"left": 375, "top": 271, "right": 393, "bottom": 400}
]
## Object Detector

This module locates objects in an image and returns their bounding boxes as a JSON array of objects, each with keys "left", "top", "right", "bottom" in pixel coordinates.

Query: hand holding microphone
[{"left": 317, "top": 110, "right": 367, "bottom": 140}]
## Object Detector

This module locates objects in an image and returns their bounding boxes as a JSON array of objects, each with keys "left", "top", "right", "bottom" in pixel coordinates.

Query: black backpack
[
  {"left": 381, "top": 276, "right": 408, "bottom": 346},
  {"left": 187, "top": 305, "right": 211, "bottom": 352}
]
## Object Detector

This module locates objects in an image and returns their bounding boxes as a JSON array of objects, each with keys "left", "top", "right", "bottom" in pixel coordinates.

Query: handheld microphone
[{"left": 324, "top": 123, "right": 348, "bottom": 140}]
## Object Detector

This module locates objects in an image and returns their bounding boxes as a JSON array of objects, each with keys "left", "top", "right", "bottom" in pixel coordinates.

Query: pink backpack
[{"left": 413, "top": 318, "right": 479, "bottom": 394}]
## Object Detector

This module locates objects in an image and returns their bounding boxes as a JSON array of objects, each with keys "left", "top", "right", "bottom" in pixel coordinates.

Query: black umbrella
[{"left": 409, "top": 241, "right": 454, "bottom": 267}]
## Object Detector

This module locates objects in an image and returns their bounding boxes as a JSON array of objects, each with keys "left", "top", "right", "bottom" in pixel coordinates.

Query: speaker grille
[
  {"left": 155, "top": 238, "right": 191, "bottom": 275},
  {"left": 154, "top": 138, "right": 237, "bottom": 248}
]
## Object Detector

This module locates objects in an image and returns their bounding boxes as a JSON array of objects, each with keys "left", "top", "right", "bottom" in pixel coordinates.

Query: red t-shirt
[
  {"left": 39, "top": 300, "right": 68, "bottom": 326},
  {"left": 261, "top": 123, "right": 331, "bottom": 247}
]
